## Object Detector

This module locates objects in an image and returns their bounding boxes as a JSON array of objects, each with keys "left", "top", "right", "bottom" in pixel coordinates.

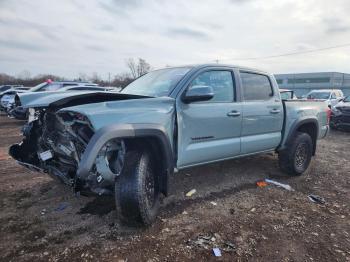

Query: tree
[
  {"left": 126, "top": 58, "right": 151, "bottom": 79},
  {"left": 112, "top": 73, "right": 133, "bottom": 88},
  {"left": 17, "top": 70, "right": 31, "bottom": 80},
  {"left": 89, "top": 72, "right": 100, "bottom": 83}
]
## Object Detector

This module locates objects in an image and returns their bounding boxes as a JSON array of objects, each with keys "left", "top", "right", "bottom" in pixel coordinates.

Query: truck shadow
[{"left": 78, "top": 153, "right": 291, "bottom": 218}]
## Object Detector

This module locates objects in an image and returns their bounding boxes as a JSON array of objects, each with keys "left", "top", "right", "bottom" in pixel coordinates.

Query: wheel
[
  {"left": 278, "top": 132, "right": 313, "bottom": 176},
  {"left": 115, "top": 146, "right": 160, "bottom": 226}
]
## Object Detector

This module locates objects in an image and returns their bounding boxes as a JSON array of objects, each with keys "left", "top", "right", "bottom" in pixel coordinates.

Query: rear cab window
[{"left": 240, "top": 72, "right": 273, "bottom": 101}]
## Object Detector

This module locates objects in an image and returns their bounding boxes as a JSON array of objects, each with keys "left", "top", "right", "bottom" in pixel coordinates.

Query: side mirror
[{"left": 182, "top": 85, "right": 214, "bottom": 103}]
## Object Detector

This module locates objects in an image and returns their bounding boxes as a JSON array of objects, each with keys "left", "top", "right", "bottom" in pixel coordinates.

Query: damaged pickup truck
[{"left": 10, "top": 64, "right": 330, "bottom": 226}]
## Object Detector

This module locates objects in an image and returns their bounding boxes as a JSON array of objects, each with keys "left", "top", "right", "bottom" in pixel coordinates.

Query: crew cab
[{"left": 9, "top": 64, "right": 330, "bottom": 226}]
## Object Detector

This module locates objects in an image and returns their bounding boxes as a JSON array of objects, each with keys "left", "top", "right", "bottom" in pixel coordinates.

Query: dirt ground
[{"left": 0, "top": 113, "right": 349, "bottom": 262}]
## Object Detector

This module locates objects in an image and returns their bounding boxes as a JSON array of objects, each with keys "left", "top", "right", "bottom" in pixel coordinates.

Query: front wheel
[
  {"left": 278, "top": 132, "right": 313, "bottom": 176},
  {"left": 115, "top": 147, "right": 160, "bottom": 226}
]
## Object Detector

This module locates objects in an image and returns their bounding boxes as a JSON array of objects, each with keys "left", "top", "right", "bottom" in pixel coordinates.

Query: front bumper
[{"left": 331, "top": 113, "right": 350, "bottom": 128}]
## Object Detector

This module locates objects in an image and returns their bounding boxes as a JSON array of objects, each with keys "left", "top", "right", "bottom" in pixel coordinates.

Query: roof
[{"left": 159, "top": 63, "right": 270, "bottom": 75}]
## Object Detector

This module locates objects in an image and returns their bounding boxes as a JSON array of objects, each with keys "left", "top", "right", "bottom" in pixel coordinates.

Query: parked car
[
  {"left": 279, "top": 89, "right": 298, "bottom": 100},
  {"left": 0, "top": 86, "right": 29, "bottom": 111},
  {"left": 0, "top": 85, "right": 24, "bottom": 93},
  {"left": 1, "top": 81, "right": 96, "bottom": 113},
  {"left": 305, "top": 89, "right": 344, "bottom": 108},
  {"left": 28, "top": 80, "right": 98, "bottom": 92},
  {"left": 7, "top": 85, "right": 107, "bottom": 120},
  {"left": 330, "top": 95, "right": 350, "bottom": 129},
  {"left": 9, "top": 64, "right": 330, "bottom": 226}
]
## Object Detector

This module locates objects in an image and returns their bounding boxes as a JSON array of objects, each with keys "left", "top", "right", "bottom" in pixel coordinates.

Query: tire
[
  {"left": 278, "top": 132, "right": 313, "bottom": 176},
  {"left": 115, "top": 147, "right": 160, "bottom": 226}
]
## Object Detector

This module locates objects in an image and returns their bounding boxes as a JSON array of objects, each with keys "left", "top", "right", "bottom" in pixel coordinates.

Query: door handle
[
  {"left": 227, "top": 111, "right": 241, "bottom": 117},
  {"left": 270, "top": 109, "right": 281, "bottom": 114}
]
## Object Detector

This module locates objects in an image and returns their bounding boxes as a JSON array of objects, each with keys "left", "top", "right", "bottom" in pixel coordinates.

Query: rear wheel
[
  {"left": 279, "top": 132, "right": 313, "bottom": 176},
  {"left": 115, "top": 146, "right": 160, "bottom": 226}
]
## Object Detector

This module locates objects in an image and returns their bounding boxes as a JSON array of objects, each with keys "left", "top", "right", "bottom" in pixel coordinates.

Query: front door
[{"left": 177, "top": 69, "right": 242, "bottom": 168}]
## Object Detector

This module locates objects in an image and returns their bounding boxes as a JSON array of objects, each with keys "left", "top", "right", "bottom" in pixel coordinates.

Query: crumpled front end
[
  {"left": 9, "top": 110, "right": 126, "bottom": 195},
  {"left": 331, "top": 106, "right": 350, "bottom": 129}
]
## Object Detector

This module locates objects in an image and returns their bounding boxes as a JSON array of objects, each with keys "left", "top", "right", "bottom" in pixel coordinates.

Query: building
[{"left": 274, "top": 72, "right": 350, "bottom": 97}]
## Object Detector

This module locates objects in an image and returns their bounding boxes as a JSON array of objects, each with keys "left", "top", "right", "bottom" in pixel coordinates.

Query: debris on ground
[
  {"left": 308, "top": 194, "right": 326, "bottom": 205},
  {"left": 187, "top": 234, "right": 235, "bottom": 252},
  {"left": 55, "top": 202, "right": 69, "bottom": 211},
  {"left": 256, "top": 181, "right": 268, "bottom": 187},
  {"left": 213, "top": 247, "right": 222, "bottom": 257},
  {"left": 185, "top": 189, "right": 196, "bottom": 197},
  {"left": 265, "top": 179, "right": 294, "bottom": 191},
  {"left": 210, "top": 201, "right": 217, "bottom": 206}
]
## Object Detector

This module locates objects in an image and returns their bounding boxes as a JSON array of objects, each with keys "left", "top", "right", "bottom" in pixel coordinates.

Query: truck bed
[{"left": 280, "top": 99, "right": 329, "bottom": 149}]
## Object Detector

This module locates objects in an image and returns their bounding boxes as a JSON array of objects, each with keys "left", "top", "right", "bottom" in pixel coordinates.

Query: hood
[
  {"left": 17, "top": 91, "right": 97, "bottom": 108},
  {"left": 58, "top": 97, "right": 175, "bottom": 131},
  {"left": 17, "top": 91, "right": 149, "bottom": 109},
  {"left": 335, "top": 100, "right": 350, "bottom": 109}
]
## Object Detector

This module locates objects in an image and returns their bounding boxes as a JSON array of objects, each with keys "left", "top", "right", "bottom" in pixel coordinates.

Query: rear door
[
  {"left": 177, "top": 68, "right": 242, "bottom": 168},
  {"left": 240, "top": 71, "right": 283, "bottom": 154}
]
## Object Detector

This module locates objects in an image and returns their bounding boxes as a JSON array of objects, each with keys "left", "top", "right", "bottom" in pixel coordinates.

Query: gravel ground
[{"left": 0, "top": 114, "right": 349, "bottom": 261}]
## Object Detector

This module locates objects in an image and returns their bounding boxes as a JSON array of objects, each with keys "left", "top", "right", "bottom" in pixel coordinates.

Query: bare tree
[
  {"left": 137, "top": 58, "right": 151, "bottom": 77},
  {"left": 17, "top": 70, "right": 31, "bottom": 80},
  {"left": 126, "top": 58, "right": 151, "bottom": 79},
  {"left": 89, "top": 72, "right": 100, "bottom": 83},
  {"left": 126, "top": 58, "right": 138, "bottom": 79},
  {"left": 78, "top": 72, "right": 88, "bottom": 81}
]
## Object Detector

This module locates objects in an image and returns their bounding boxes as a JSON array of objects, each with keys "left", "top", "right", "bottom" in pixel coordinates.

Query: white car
[
  {"left": 0, "top": 88, "right": 28, "bottom": 111},
  {"left": 305, "top": 89, "right": 344, "bottom": 108}
]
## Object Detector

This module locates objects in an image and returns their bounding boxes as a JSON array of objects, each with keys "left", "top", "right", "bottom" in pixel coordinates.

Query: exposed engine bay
[{"left": 10, "top": 109, "right": 125, "bottom": 195}]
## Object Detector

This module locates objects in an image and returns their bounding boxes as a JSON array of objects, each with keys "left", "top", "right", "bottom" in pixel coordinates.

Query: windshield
[
  {"left": 29, "top": 82, "right": 49, "bottom": 92},
  {"left": 121, "top": 67, "right": 192, "bottom": 97},
  {"left": 344, "top": 96, "right": 350, "bottom": 102},
  {"left": 307, "top": 92, "right": 330, "bottom": 100},
  {"left": 0, "top": 86, "right": 11, "bottom": 92}
]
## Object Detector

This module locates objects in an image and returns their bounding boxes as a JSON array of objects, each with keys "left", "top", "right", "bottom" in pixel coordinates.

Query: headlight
[{"left": 28, "top": 108, "right": 37, "bottom": 123}]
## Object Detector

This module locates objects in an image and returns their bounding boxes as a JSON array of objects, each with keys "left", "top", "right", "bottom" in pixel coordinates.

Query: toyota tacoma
[{"left": 9, "top": 64, "right": 330, "bottom": 226}]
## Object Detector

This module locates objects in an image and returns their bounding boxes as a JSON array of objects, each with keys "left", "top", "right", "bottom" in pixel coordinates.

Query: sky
[{"left": 0, "top": 0, "right": 350, "bottom": 79}]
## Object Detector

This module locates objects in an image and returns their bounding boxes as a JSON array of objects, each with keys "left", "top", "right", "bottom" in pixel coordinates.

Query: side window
[
  {"left": 240, "top": 72, "right": 273, "bottom": 101},
  {"left": 188, "top": 70, "right": 235, "bottom": 102}
]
